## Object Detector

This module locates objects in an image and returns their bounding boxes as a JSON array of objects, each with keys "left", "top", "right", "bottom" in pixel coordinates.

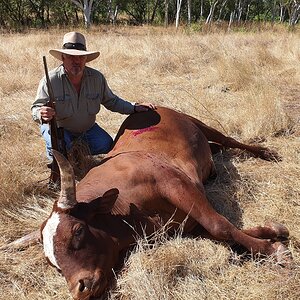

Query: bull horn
[
  {"left": 52, "top": 150, "right": 77, "bottom": 209},
  {"left": 0, "top": 230, "right": 40, "bottom": 250}
]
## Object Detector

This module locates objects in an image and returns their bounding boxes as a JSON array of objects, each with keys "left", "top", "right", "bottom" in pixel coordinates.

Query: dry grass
[{"left": 0, "top": 26, "right": 299, "bottom": 300}]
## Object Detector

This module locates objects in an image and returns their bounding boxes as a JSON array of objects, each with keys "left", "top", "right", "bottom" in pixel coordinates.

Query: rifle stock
[{"left": 43, "top": 56, "right": 67, "bottom": 186}]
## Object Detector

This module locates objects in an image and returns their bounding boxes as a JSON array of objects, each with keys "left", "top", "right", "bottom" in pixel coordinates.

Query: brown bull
[{"left": 41, "top": 106, "right": 289, "bottom": 300}]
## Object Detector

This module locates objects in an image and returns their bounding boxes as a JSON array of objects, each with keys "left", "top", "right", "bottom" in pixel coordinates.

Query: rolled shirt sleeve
[
  {"left": 31, "top": 77, "right": 50, "bottom": 123},
  {"left": 100, "top": 75, "right": 135, "bottom": 114}
]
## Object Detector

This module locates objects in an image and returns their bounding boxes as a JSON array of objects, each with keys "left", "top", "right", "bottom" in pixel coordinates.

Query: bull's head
[{"left": 41, "top": 151, "right": 120, "bottom": 300}]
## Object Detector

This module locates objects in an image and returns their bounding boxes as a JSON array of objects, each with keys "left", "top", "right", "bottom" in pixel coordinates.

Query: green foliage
[
  {"left": 0, "top": 0, "right": 299, "bottom": 31},
  {"left": 189, "top": 22, "right": 204, "bottom": 33}
]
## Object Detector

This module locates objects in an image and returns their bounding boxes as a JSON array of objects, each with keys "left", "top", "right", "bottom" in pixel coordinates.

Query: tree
[
  {"left": 27, "top": 0, "right": 47, "bottom": 27},
  {"left": 217, "top": 0, "right": 229, "bottom": 21},
  {"left": 1, "top": 0, "right": 29, "bottom": 30},
  {"left": 164, "top": 0, "right": 169, "bottom": 26},
  {"left": 150, "top": 0, "right": 161, "bottom": 24},
  {"left": 206, "top": 0, "right": 219, "bottom": 24},
  {"left": 50, "top": 0, "right": 79, "bottom": 26},
  {"left": 187, "top": 0, "right": 192, "bottom": 25},
  {"left": 107, "top": 0, "right": 119, "bottom": 24},
  {"left": 70, "top": 0, "right": 95, "bottom": 28},
  {"left": 175, "top": 0, "right": 183, "bottom": 28},
  {"left": 289, "top": 0, "right": 300, "bottom": 25},
  {"left": 120, "top": 0, "right": 147, "bottom": 25},
  {"left": 0, "top": 0, "right": 299, "bottom": 31}
]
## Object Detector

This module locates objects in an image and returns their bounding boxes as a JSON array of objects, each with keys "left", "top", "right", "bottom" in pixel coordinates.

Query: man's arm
[
  {"left": 31, "top": 77, "right": 57, "bottom": 123},
  {"left": 99, "top": 73, "right": 156, "bottom": 114}
]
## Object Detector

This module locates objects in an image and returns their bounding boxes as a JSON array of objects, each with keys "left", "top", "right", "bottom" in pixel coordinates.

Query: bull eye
[
  {"left": 74, "top": 226, "right": 84, "bottom": 237},
  {"left": 72, "top": 223, "right": 86, "bottom": 250}
]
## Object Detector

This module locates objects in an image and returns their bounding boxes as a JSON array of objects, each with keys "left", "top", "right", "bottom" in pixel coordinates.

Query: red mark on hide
[{"left": 132, "top": 126, "right": 158, "bottom": 137}]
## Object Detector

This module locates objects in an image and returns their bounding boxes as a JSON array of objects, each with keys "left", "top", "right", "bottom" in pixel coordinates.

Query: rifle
[{"left": 43, "top": 56, "right": 67, "bottom": 187}]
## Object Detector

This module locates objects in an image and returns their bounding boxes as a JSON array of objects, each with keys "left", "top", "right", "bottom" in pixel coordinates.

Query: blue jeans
[{"left": 40, "top": 123, "right": 113, "bottom": 161}]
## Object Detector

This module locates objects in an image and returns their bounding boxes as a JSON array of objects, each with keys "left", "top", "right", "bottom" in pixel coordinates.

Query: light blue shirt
[{"left": 31, "top": 65, "right": 135, "bottom": 133}]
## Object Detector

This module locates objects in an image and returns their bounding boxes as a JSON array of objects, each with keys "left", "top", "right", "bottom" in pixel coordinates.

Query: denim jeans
[{"left": 40, "top": 123, "right": 113, "bottom": 161}]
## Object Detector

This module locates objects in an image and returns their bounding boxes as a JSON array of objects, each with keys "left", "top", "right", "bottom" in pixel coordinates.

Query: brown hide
[
  {"left": 76, "top": 107, "right": 213, "bottom": 223},
  {"left": 42, "top": 107, "right": 289, "bottom": 300}
]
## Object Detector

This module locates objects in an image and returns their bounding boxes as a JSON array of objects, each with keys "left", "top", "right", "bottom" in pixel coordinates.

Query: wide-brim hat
[{"left": 49, "top": 32, "right": 100, "bottom": 63}]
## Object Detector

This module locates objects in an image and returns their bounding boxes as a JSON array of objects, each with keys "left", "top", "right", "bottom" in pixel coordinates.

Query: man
[{"left": 31, "top": 31, "right": 156, "bottom": 163}]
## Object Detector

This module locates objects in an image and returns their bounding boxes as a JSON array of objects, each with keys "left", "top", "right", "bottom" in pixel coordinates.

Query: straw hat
[{"left": 49, "top": 32, "right": 100, "bottom": 63}]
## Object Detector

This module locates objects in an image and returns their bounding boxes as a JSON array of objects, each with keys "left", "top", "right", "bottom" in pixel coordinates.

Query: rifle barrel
[{"left": 43, "top": 56, "right": 60, "bottom": 185}]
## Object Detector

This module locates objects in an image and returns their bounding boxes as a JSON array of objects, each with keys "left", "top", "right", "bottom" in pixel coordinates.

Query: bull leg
[
  {"left": 161, "top": 176, "right": 289, "bottom": 261},
  {"left": 216, "top": 136, "right": 280, "bottom": 161},
  {"left": 190, "top": 221, "right": 289, "bottom": 243},
  {"left": 242, "top": 221, "right": 289, "bottom": 241},
  {"left": 190, "top": 117, "right": 281, "bottom": 161}
]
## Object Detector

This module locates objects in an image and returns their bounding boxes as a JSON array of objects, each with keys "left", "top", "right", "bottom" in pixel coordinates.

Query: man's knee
[{"left": 92, "top": 136, "right": 113, "bottom": 155}]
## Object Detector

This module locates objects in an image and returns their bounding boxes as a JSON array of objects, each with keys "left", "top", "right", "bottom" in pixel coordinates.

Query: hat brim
[{"left": 49, "top": 49, "right": 100, "bottom": 63}]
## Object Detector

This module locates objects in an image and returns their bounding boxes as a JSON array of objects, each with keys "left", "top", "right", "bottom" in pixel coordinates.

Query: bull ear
[
  {"left": 98, "top": 188, "right": 119, "bottom": 214},
  {"left": 70, "top": 189, "right": 119, "bottom": 221}
]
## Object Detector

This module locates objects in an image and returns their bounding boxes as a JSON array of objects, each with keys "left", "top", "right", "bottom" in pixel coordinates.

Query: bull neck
[{"left": 89, "top": 213, "right": 153, "bottom": 252}]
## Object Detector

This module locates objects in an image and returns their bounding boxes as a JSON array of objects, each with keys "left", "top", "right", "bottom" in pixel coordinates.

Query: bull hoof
[
  {"left": 271, "top": 242, "right": 292, "bottom": 267},
  {"left": 258, "top": 147, "right": 282, "bottom": 162},
  {"left": 265, "top": 221, "right": 289, "bottom": 240}
]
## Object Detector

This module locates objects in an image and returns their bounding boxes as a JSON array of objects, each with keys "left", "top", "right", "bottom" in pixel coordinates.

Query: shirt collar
[{"left": 57, "top": 64, "right": 90, "bottom": 79}]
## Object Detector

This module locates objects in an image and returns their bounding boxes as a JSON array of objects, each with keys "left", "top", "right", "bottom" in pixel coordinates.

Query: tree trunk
[
  {"left": 289, "top": 1, "right": 300, "bottom": 25},
  {"left": 108, "top": 0, "right": 118, "bottom": 24},
  {"left": 175, "top": 0, "right": 183, "bottom": 29},
  {"left": 279, "top": 4, "right": 284, "bottom": 22},
  {"left": 271, "top": 0, "right": 276, "bottom": 24},
  {"left": 164, "top": 0, "right": 169, "bottom": 27},
  {"left": 112, "top": 5, "right": 119, "bottom": 24},
  {"left": 218, "top": 0, "right": 228, "bottom": 21},
  {"left": 70, "top": 0, "right": 94, "bottom": 28},
  {"left": 200, "top": 0, "right": 204, "bottom": 20},
  {"left": 206, "top": 0, "right": 219, "bottom": 24},
  {"left": 228, "top": 11, "right": 234, "bottom": 30},
  {"left": 187, "top": 0, "right": 191, "bottom": 25},
  {"left": 150, "top": 0, "right": 161, "bottom": 24},
  {"left": 237, "top": 0, "right": 243, "bottom": 23},
  {"left": 245, "top": 2, "right": 251, "bottom": 22},
  {"left": 83, "top": 0, "right": 93, "bottom": 28}
]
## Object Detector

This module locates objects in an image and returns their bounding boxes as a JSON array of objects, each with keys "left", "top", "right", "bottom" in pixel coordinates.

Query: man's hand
[
  {"left": 40, "top": 106, "right": 55, "bottom": 122},
  {"left": 134, "top": 103, "right": 157, "bottom": 113}
]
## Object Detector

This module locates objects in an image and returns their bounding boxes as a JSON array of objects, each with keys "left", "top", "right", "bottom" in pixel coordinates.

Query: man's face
[{"left": 62, "top": 54, "right": 87, "bottom": 78}]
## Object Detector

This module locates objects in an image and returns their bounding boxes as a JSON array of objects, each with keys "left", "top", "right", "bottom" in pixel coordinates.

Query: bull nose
[
  {"left": 78, "top": 278, "right": 92, "bottom": 293},
  {"left": 73, "top": 274, "right": 107, "bottom": 300},
  {"left": 74, "top": 278, "right": 94, "bottom": 299}
]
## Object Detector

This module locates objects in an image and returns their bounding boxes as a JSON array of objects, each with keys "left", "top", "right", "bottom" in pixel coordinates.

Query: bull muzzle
[{"left": 70, "top": 270, "right": 108, "bottom": 300}]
